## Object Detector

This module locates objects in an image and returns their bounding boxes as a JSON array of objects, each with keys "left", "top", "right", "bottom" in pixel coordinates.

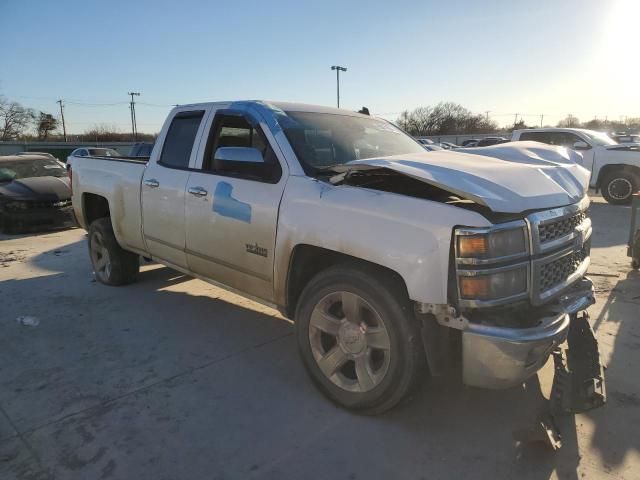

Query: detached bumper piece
[{"left": 551, "top": 312, "right": 606, "bottom": 414}]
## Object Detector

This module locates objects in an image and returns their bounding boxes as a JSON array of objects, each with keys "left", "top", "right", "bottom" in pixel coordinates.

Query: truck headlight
[
  {"left": 458, "top": 266, "right": 528, "bottom": 301},
  {"left": 456, "top": 224, "right": 528, "bottom": 261},
  {"left": 455, "top": 222, "right": 530, "bottom": 305}
]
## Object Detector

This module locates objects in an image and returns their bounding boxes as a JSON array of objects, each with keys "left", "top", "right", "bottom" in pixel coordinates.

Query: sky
[{"left": 1, "top": 0, "right": 638, "bottom": 134}]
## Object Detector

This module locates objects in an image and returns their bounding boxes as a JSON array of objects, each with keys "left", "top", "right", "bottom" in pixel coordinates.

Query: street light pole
[
  {"left": 128, "top": 92, "right": 140, "bottom": 141},
  {"left": 331, "top": 65, "right": 347, "bottom": 108}
]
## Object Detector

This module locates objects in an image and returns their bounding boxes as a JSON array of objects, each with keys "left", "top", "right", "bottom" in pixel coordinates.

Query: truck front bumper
[{"left": 462, "top": 278, "right": 596, "bottom": 389}]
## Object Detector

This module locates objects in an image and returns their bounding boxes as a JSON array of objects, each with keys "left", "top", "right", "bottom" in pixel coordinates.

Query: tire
[
  {"left": 88, "top": 217, "right": 139, "bottom": 285},
  {"left": 295, "top": 264, "right": 425, "bottom": 414},
  {"left": 601, "top": 170, "right": 638, "bottom": 205}
]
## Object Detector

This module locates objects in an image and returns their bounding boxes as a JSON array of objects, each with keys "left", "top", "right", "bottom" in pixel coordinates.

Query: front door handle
[
  {"left": 188, "top": 186, "right": 208, "bottom": 197},
  {"left": 143, "top": 179, "right": 159, "bottom": 188}
]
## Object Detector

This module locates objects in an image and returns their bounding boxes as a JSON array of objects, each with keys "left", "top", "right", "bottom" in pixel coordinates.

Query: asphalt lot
[{"left": 1, "top": 194, "right": 639, "bottom": 480}]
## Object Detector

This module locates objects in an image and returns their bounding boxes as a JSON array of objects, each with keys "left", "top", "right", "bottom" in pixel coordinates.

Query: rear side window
[{"left": 159, "top": 111, "right": 205, "bottom": 169}]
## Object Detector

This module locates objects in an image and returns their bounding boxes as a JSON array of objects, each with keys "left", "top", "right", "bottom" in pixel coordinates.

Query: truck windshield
[
  {"left": 583, "top": 131, "right": 617, "bottom": 146},
  {"left": 0, "top": 158, "right": 68, "bottom": 182},
  {"left": 281, "top": 111, "right": 425, "bottom": 173}
]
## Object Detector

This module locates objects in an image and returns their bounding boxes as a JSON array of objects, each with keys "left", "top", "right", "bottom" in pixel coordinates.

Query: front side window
[
  {"left": 280, "top": 111, "right": 425, "bottom": 174},
  {"left": 159, "top": 111, "right": 205, "bottom": 169},
  {"left": 203, "top": 113, "right": 281, "bottom": 183}
]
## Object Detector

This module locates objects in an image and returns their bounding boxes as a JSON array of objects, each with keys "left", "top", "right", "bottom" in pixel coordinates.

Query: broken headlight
[{"left": 455, "top": 222, "right": 530, "bottom": 306}]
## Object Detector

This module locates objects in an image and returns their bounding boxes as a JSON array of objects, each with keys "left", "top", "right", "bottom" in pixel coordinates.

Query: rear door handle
[
  {"left": 143, "top": 179, "right": 159, "bottom": 188},
  {"left": 188, "top": 186, "right": 208, "bottom": 197}
]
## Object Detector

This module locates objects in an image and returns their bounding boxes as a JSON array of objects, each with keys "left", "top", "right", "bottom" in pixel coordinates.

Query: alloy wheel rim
[
  {"left": 308, "top": 291, "right": 391, "bottom": 393},
  {"left": 90, "top": 231, "right": 111, "bottom": 281},
  {"left": 608, "top": 178, "right": 632, "bottom": 200}
]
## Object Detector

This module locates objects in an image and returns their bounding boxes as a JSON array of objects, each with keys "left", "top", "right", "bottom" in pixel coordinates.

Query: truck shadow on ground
[
  {"left": 4, "top": 260, "right": 606, "bottom": 480},
  {"left": 589, "top": 269, "right": 640, "bottom": 472}
]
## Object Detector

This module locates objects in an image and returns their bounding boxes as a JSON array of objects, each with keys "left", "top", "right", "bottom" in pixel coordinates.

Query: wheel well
[
  {"left": 83, "top": 193, "right": 110, "bottom": 226},
  {"left": 597, "top": 164, "right": 640, "bottom": 188},
  {"left": 284, "top": 244, "right": 409, "bottom": 319}
]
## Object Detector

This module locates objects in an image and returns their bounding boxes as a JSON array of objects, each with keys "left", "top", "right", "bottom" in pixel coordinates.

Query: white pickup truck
[
  {"left": 69, "top": 101, "right": 605, "bottom": 414},
  {"left": 512, "top": 128, "right": 640, "bottom": 205}
]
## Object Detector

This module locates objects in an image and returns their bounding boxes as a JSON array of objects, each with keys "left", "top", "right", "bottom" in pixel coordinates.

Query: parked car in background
[
  {"left": 476, "top": 136, "right": 509, "bottom": 147},
  {"left": 439, "top": 142, "right": 460, "bottom": 150},
  {"left": 612, "top": 133, "right": 640, "bottom": 144},
  {"left": 69, "top": 100, "right": 604, "bottom": 414},
  {"left": 461, "top": 139, "right": 479, "bottom": 147},
  {"left": 416, "top": 138, "right": 435, "bottom": 146},
  {"left": 512, "top": 128, "right": 640, "bottom": 204},
  {"left": 0, "top": 154, "right": 73, "bottom": 233},
  {"left": 130, "top": 142, "right": 154, "bottom": 157},
  {"left": 67, "top": 147, "right": 121, "bottom": 164}
]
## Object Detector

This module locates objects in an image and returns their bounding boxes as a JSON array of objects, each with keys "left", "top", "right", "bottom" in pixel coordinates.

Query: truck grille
[
  {"left": 538, "top": 211, "right": 587, "bottom": 244},
  {"left": 539, "top": 241, "right": 590, "bottom": 292}
]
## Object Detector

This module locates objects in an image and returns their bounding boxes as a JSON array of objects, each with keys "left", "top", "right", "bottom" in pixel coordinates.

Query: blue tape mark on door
[{"left": 213, "top": 182, "right": 252, "bottom": 223}]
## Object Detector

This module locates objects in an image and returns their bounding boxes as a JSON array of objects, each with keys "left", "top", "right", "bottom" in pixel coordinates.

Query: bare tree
[
  {"left": 0, "top": 97, "right": 35, "bottom": 140},
  {"left": 36, "top": 112, "right": 58, "bottom": 140},
  {"left": 557, "top": 114, "right": 581, "bottom": 128},
  {"left": 397, "top": 102, "right": 498, "bottom": 136}
]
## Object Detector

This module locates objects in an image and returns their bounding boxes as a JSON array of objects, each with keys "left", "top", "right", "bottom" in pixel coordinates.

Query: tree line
[
  {"left": 396, "top": 103, "right": 640, "bottom": 136},
  {"left": 2, "top": 94, "right": 638, "bottom": 141},
  {"left": 0, "top": 96, "right": 154, "bottom": 142}
]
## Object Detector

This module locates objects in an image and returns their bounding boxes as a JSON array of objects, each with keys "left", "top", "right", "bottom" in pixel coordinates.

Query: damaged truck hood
[{"left": 331, "top": 141, "right": 590, "bottom": 213}]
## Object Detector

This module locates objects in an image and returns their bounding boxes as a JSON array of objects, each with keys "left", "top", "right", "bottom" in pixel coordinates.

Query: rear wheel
[
  {"left": 88, "top": 217, "right": 139, "bottom": 285},
  {"left": 601, "top": 170, "right": 638, "bottom": 205},
  {"left": 295, "top": 265, "right": 425, "bottom": 414}
]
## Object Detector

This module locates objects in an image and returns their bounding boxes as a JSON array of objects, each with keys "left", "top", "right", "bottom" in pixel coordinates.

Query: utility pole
[
  {"left": 484, "top": 111, "right": 490, "bottom": 122},
  {"left": 513, "top": 113, "right": 519, "bottom": 128},
  {"left": 540, "top": 114, "right": 544, "bottom": 128},
  {"left": 57, "top": 99, "right": 67, "bottom": 142},
  {"left": 331, "top": 66, "right": 347, "bottom": 108},
  {"left": 128, "top": 92, "right": 140, "bottom": 141}
]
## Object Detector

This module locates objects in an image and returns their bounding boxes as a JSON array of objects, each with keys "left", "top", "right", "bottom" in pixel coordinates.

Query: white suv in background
[{"left": 512, "top": 128, "right": 640, "bottom": 204}]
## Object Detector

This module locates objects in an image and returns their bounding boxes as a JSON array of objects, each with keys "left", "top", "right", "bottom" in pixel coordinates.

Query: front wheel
[
  {"left": 602, "top": 171, "right": 638, "bottom": 205},
  {"left": 295, "top": 265, "right": 425, "bottom": 414},
  {"left": 88, "top": 217, "right": 139, "bottom": 285}
]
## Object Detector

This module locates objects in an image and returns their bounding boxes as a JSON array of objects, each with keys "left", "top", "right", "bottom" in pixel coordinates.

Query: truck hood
[{"left": 331, "top": 141, "right": 590, "bottom": 213}]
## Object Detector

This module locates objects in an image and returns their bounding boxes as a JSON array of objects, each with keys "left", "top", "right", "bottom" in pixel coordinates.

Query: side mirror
[
  {"left": 573, "top": 141, "right": 590, "bottom": 151},
  {"left": 214, "top": 147, "right": 264, "bottom": 164}
]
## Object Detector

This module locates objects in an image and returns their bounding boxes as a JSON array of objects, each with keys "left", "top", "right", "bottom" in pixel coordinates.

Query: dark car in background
[{"left": 0, "top": 154, "right": 73, "bottom": 233}]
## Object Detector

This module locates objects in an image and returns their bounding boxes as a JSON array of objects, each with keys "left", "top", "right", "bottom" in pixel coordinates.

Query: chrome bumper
[{"left": 462, "top": 278, "right": 595, "bottom": 389}]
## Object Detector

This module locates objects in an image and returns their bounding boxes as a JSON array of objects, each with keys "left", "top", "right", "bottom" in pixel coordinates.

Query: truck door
[
  {"left": 141, "top": 109, "right": 208, "bottom": 268},
  {"left": 184, "top": 109, "right": 286, "bottom": 302}
]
